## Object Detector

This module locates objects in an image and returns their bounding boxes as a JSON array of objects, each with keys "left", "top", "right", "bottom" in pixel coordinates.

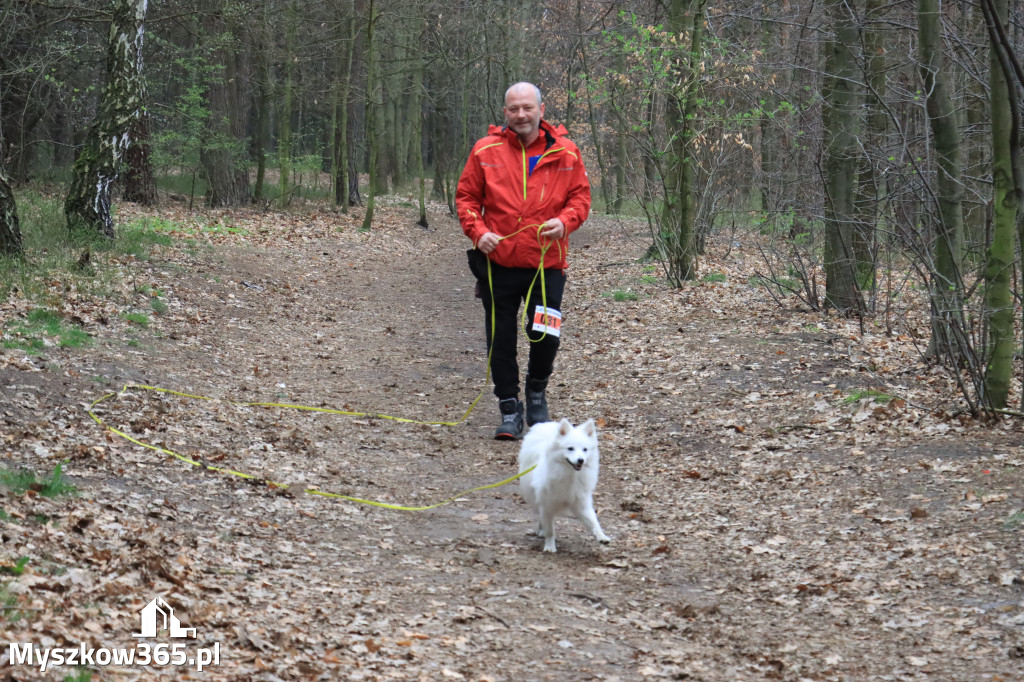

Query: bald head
[{"left": 505, "top": 82, "right": 542, "bottom": 108}]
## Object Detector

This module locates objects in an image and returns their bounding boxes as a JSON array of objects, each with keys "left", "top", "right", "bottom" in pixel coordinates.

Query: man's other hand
[
  {"left": 539, "top": 218, "right": 565, "bottom": 240},
  {"left": 478, "top": 231, "right": 501, "bottom": 254}
]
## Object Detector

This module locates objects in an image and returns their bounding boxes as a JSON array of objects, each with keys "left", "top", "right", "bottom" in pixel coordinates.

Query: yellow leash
[
  {"left": 488, "top": 223, "right": 564, "bottom": 343},
  {"left": 87, "top": 385, "right": 534, "bottom": 511},
  {"left": 85, "top": 225, "right": 562, "bottom": 510}
]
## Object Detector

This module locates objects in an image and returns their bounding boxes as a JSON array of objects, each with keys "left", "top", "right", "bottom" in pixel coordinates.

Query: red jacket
[{"left": 456, "top": 120, "right": 591, "bottom": 270}]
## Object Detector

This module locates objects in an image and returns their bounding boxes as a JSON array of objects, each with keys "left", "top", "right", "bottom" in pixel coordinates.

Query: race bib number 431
[{"left": 532, "top": 306, "right": 562, "bottom": 337}]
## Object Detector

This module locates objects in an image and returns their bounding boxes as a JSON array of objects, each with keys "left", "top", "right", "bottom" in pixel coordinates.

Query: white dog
[{"left": 517, "top": 418, "right": 611, "bottom": 553}]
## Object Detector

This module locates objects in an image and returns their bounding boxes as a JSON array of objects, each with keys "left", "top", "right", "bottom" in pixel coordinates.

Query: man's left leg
[
  {"left": 523, "top": 269, "right": 566, "bottom": 425},
  {"left": 484, "top": 265, "right": 528, "bottom": 439}
]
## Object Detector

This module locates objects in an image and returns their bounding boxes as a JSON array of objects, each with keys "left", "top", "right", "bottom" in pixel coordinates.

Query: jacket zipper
[{"left": 520, "top": 142, "right": 528, "bottom": 201}]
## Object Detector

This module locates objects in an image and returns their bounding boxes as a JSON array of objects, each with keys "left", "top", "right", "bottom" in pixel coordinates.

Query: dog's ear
[
  {"left": 581, "top": 418, "right": 596, "bottom": 438},
  {"left": 558, "top": 418, "right": 573, "bottom": 436}
]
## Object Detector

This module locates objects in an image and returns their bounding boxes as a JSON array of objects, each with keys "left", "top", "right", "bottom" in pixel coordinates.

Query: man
[{"left": 456, "top": 82, "right": 591, "bottom": 440}]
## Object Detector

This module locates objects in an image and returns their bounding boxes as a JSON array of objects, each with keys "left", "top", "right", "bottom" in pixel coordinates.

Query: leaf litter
[{"left": 0, "top": 199, "right": 1022, "bottom": 680}]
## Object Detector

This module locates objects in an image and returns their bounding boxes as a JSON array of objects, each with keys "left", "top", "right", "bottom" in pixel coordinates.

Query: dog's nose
[{"left": 576, "top": 458, "right": 584, "bottom": 467}]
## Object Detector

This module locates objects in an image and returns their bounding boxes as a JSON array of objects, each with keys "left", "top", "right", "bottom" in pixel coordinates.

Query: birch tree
[
  {"left": 64, "top": 0, "right": 148, "bottom": 237},
  {"left": 0, "top": 173, "right": 22, "bottom": 256}
]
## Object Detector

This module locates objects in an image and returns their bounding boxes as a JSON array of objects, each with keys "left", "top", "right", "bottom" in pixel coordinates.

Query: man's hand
[
  {"left": 539, "top": 218, "right": 566, "bottom": 240},
  {"left": 477, "top": 231, "right": 501, "bottom": 254}
]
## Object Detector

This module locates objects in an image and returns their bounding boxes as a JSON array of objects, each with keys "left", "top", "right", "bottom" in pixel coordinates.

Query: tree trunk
[
  {"left": 982, "top": 0, "right": 1020, "bottom": 408},
  {"left": 611, "top": 51, "right": 627, "bottom": 215},
  {"left": 252, "top": 66, "right": 270, "bottom": 203},
  {"left": 201, "top": 28, "right": 250, "bottom": 208},
  {"left": 614, "top": 125, "right": 627, "bottom": 215},
  {"left": 852, "top": 0, "right": 887, "bottom": 297},
  {"left": 958, "top": 0, "right": 989, "bottom": 248},
  {"left": 0, "top": 173, "right": 22, "bottom": 256},
  {"left": 64, "top": 0, "right": 148, "bottom": 237},
  {"left": 278, "top": 1, "right": 297, "bottom": 207},
  {"left": 578, "top": 0, "right": 610, "bottom": 213},
  {"left": 430, "top": 99, "right": 449, "bottom": 204},
  {"left": 758, "top": 2, "right": 780, "bottom": 216},
  {"left": 252, "top": 3, "right": 272, "bottom": 204},
  {"left": 643, "top": 92, "right": 657, "bottom": 208},
  {"left": 919, "top": 0, "right": 966, "bottom": 361},
  {"left": 361, "top": 0, "right": 378, "bottom": 231},
  {"left": 121, "top": 109, "right": 157, "bottom": 204},
  {"left": 660, "top": 0, "right": 706, "bottom": 284},
  {"left": 389, "top": 27, "right": 409, "bottom": 190},
  {"left": 822, "top": 0, "right": 865, "bottom": 314},
  {"left": 411, "top": 41, "right": 427, "bottom": 228},
  {"left": 377, "top": 96, "right": 393, "bottom": 194},
  {"left": 333, "top": 0, "right": 356, "bottom": 211},
  {"left": 565, "top": 60, "right": 576, "bottom": 133}
]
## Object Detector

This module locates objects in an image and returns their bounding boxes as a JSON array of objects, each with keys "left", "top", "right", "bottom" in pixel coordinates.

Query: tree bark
[
  {"left": 64, "top": 0, "right": 148, "bottom": 237},
  {"left": 333, "top": 0, "right": 356, "bottom": 211},
  {"left": 822, "top": 0, "right": 865, "bottom": 314},
  {"left": 389, "top": 26, "right": 408, "bottom": 190},
  {"left": 410, "top": 36, "right": 427, "bottom": 228},
  {"left": 578, "top": 0, "right": 610, "bottom": 213},
  {"left": 252, "top": 1, "right": 272, "bottom": 204},
  {"left": 660, "top": 0, "right": 707, "bottom": 284},
  {"left": 333, "top": 0, "right": 358, "bottom": 209},
  {"left": 0, "top": 173, "right": 22, "bottom": 256},
  {"left": 982, "top": 0, "right": 1020, "bottom": 408},
  {"left": 758, "top": 1, "right": 781, "bottom": 216},
  {"left": 614, "top": 123, "right": 627, "bottom": 215},
  {"left": 919, "top": 0, "right": 966, "bottom": 360},
  {"left": 643, "top": 92, "right": 657, "bottom": 208},
  {"left": 201, "top": 28, "right": 250, "bottom": 208},
  {"left": 361, "top": 0, "right": 378, "bottom": 231},
  {"left": 277, "top": 1, "right": 297, "bottom": 207},
  {"left": 121, "top": 108, "right": 157, "bottom": 204},
  {"left": 852, "top": 0, "right": 888, "bottom": 297}
]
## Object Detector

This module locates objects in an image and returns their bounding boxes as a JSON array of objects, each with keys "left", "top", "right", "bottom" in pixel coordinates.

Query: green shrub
[
  {"left": 0, "top": 462, "right": 77, "bottom": 498},
  {"left": 121, "top": 312, "right": 150, "bottom": 327},
  {"left": 605, "top": 289, "right": 638, "bottom": 302},
  {"left": 2, "top": 308, "right": 92, "bottom": 354},
  {"left": 0, "top": 189, "right": 180, "bottom": 306},
  {"left": 0, "top": 557, "right": 30, "bottom": 576},
  {"left": 842, "top": 389, "right": 894, "bottom": 405}
]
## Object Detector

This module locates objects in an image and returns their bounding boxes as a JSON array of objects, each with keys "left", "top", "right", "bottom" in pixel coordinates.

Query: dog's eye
[{"left": 567, "top": 446, "right": 574, "bottom": 451}]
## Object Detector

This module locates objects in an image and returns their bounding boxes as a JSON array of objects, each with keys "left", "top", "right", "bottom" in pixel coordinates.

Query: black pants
[{"left": 469, "top": 251, "right": 566, "bottom": 400}]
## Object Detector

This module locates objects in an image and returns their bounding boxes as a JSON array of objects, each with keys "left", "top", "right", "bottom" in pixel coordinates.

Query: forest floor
[{"left": 1, "top": 198, "right": 1023, "bottom": 681}]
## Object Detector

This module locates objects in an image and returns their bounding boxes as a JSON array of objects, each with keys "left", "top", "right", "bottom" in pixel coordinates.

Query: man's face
[{"left": 503, "top": 86, "right": 544, "bottom": 145}]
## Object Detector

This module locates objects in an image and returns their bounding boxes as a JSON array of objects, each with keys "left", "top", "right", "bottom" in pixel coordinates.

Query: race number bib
[{"left": 531, "top": 306, "right": 562, "bottom": 337}]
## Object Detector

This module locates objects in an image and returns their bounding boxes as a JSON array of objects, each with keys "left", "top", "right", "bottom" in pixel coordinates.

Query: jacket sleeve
[
  {"left": 455, "top": 147, "right": 489, "bottom": 247},
  {"left": 556, "top": 147, "right": 591, "bottom": 234}
]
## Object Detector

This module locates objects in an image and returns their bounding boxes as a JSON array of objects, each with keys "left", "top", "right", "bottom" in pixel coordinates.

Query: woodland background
[
  {"left": 1, "top": 2, "right": 1024, "bottom": 679},
  {"left": 1, "top": 0, "right": 1024, "bottom": 411}
]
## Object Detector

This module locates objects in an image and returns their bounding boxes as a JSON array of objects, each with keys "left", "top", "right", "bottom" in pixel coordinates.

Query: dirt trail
[{"left": 1, "top": 203, "right": 1022, "bottom": 681}]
